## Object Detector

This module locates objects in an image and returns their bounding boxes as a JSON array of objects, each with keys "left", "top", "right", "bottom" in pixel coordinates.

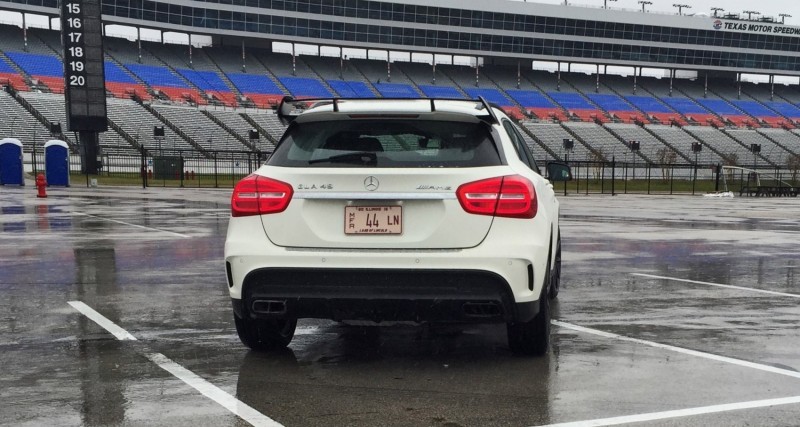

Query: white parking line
[
  {"left": 68, "top": 301, "right": 138, "bottom": 341},
  {"left": 537, "top": 395, "right": 800, "bottom": 427},
  {"left": 632, "top": 273, "right": 800, "bottom": 298},
  {"left": 72, "top": 212, "right": 190, "bottom": 238},
  {"left": 552, "top": 321, "right": 800, "bottom": 380},
  {"left": 68, "top": 301, "right": 282, "bottom": 427}
]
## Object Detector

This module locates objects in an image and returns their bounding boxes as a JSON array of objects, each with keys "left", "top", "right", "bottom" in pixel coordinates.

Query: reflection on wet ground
[{"left": 1, "top": 188, "right": 799, "bottom": 426}]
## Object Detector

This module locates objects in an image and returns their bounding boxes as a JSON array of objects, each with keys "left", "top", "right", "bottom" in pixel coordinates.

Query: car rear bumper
[{"left": 233, "top": 267, "right": 538, "bottom": 323}]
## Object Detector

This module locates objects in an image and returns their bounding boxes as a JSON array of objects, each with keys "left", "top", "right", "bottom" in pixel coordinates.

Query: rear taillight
[
  {"left": 231, "top": 175, "right": 293, "bottom": 217},
  {"left": 456, "top": 175, "right": 537, "bottom": 219}
]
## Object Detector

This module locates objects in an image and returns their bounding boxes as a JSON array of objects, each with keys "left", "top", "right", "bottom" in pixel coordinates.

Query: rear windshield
[{"left": 268, "top": 120, "right": 501, "bottom": 168}]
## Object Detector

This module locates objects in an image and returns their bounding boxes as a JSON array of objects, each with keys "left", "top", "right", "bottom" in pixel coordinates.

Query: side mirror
[{"left": 546, "top": 162, "right": 573, "bottom": 182}]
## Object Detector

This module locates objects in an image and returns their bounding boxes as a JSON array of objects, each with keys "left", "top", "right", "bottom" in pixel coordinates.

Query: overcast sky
[{"left": 520, "top": 0, "right": 799, "bottom": 25}]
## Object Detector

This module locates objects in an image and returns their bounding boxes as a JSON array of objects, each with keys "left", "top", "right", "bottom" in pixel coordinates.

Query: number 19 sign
[{"left": 60, "top": 0, "right": 107, "bottom": 132}]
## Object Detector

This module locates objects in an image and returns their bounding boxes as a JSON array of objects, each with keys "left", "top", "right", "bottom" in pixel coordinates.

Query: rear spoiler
[{"left": 277, "top": 96, "right": 500, "bottom": 126}]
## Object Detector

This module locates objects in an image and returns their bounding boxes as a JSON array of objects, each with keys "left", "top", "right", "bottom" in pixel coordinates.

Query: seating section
[
  {"left": 521, "top": 121, "right": 594, "bottom": 161},
  {"left": 550, "top": 92, "right": 607, "bottom": 123},
  {"left": 178, "top": 69, "right": 236, "bottom": 106},
  {"left": 244, "top": 111, "right": 287, "bottom": 144},
  {"left": 328, "top": 80, "right": 375, "bottom": 98},
  {"left": 374, "top": 82, "right": 419, "bottom": 98},
  {"left": 587, "top": 94, "right": 647, "bottom": 124},
  {"left": 106, "top": 98, "right": 194, "bottom": 153},
  {"left": 508, "top": 90, "right": 566, "bottom": 121},
  {"left": 4, "top": 23, "right": 800, "bottom": 167},
  {"left": 152, "top": 105, "right": 248, "bottom": 151},
  {"left": 731, "top": 100, "right": 785, "bottom": 128},
  {"left": 695, "top": 99, "right": 754, "bottom": 127},
  {"left": 126, "top": 63, "right": 204, "bottom": 104},
  {"left": 645, "top": 125, "right": 724, "bottom": 164},
  {"left": 6, "top": 52, "right": 63, "bottom": 93},
  {"left": 765, "top": 102, "right": 800, "bottom": 124},
  {"left": 105, "top": 61, "right": 151, "bottom": 100},
  {"left": 0, "top": 90, "right": 50, "bottom": 152},
  {"left": 726, "top": 129, "right": 792, "bottom": 165},
  {"left": 0, "top": 57, "right": 27, "bottom": 90},
  {"left": 418, "top": 85, "right": 463, "bottom": 99},
  {"left": 626, "top": 96, "right": 688, "bottom": 126},
  {"left": 226, "top": 73, "right": 285, "bottom": 107},
  {"left": 279, "top": 76, "right": 332, "bottom": 98}
]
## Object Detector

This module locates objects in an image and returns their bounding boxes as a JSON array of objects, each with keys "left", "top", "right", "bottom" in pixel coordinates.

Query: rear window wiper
[{"left": 308, "top": 151, "right": 378, "bottom": 165}]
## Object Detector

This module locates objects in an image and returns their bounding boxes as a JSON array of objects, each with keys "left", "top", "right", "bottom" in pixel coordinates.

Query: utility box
[
  {"left": 153, "top": 156, "right": 184, "bottom": 180},
  {"left": 44, "top": 140, "right": 70, "bottom": 187},
  {"left": 0, "top": 138, "right": 24, "bottom": 186}
]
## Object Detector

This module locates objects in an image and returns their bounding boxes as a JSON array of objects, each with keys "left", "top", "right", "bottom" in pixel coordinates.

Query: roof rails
[{"left": 277, "top": 96, "right": 500, "bottom": 126}]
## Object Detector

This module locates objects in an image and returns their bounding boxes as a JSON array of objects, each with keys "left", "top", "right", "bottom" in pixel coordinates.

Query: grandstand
[{"left": 0, "top": 0, "right": 799, "bottom": 171}]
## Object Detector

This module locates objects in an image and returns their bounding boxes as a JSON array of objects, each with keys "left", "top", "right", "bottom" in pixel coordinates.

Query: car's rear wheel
[
  {"left": 549, "top": 232, "right": 562, "bottom": 300},
  {"left": 507, "top": 256, "right": 551, "bottom": 356},
  {"left": 234, "top": 314, "right": 297, "bottom": 351}
]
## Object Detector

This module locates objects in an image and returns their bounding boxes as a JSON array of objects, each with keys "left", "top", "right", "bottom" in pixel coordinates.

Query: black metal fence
[
  {"left": 30, "top": 148, "right": 267, "bottom": 189},
  {"left": 28, "top": 148, "right": 800, "bottom": 195}
]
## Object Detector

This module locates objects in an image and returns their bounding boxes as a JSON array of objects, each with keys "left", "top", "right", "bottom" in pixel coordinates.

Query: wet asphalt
[{"left": 1, "top": 185, "right": 799, "bottom": 427}]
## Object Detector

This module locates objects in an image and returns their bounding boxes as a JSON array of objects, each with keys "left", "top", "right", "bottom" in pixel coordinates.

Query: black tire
[
  {"left": 507, "top": 256, "right": 551, "bottom": 356},
  {"left": 234, "top": 313, "right": 297, "bottom": 351},
  {"left": 549, "top": 232, "right": 562, "bottom": 300}
]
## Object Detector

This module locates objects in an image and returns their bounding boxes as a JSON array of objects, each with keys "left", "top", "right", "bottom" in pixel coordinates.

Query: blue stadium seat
[
  {"left": 662, "top": 97, "right": 708, "bottom": 115},
  {"left": 548, "top": 92, "right": 593, "bottom": 110},
  {"left": 0, "top": 58, "right": 15, "bottom": 73},
  {"left": 177, "top": 69, "right": 229, "bottom": 92},
  {"left": 506, "top": 90, "right": 554, "bottom": 108},
  {"left": 732, "top": 100, "right": 778, "bottom": 117},
  {"left": 419, "top": 85, "right": 464, "bottom": 99},
  {"left": 374, "top": 83, "right": 419, "bottom": 98},
  {"left": 587, "top": 93, "right": 632, "bottom": 111},
  {"left": 765, "top": 101, "right": 800, "bottom": 118},
  {"left": 464, "top": 88, "right": 511, "bottom": 106},
  {"left": 226, "top": 73, "right": 283, "bottom": 95},
  {"left": 696, "top": 98, "right": 742, "bottom": 116},
  {"left": 104, "top": 62, "right": 136, "bottom": 84},
  {"left": 6, "top": 52, "right": 62, "bottom": 77},
  {"left": 625, "top": 96, "right": 673, "bottom": 113},
  {"left": 280, "top": 76, "right": 332, "bottom": 98},
  {"left": 328, "top": 80, "right": 375, "bottom": 98},
  {"left": 126, "top": 64, "right": 188, "bottom": 88}
]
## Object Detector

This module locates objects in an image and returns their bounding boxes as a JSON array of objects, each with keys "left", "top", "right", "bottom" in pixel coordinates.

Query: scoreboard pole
[{"left": 60, "top": 0, "right": 107, "bottom": 175}]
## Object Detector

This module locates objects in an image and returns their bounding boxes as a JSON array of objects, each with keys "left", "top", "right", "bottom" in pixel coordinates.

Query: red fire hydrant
[{"left": 36, "top": 173, "right": 47, "bottom": 198}]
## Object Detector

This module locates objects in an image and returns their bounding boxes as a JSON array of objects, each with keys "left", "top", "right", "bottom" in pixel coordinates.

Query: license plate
[{"left": 345, "top": 206, "right": 402, "bottom": 235}]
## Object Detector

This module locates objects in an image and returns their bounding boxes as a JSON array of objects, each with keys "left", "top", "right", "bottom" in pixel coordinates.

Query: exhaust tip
[
  {"left": 462, "top": 302, "right": 501, "bottom": 318},
  {"left": 252, "top": 299, "right": 287, "bottom": 315}
]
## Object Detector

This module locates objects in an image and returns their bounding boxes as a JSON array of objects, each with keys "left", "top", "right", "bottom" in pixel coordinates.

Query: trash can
[
  {"left": 0, "top": 138, "right": 24, "bottom": 186},
  {"left": 44, "top": 140, "right": 70, "bottom": 187}
]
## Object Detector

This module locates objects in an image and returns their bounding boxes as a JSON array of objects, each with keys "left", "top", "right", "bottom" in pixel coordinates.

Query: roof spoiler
[{"left": 276, "top": 96, "right": 500, "bottom": 126}]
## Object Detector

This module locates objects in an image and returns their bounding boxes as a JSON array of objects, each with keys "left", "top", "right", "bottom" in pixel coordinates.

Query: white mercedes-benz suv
[{"left": 224, "top": 97, "right": 571, "bottom": 356}]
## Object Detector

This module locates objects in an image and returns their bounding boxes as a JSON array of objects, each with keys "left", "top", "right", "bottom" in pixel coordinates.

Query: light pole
[
  {"left": 604, "top": 0, "right": 617, "bottom": 9},
  {"left": 711, "top": 7, "right": 724, "bottom": 17},
  {"left": 673, "top": 4, "right": 691, "bottom": 15},
  {"left": 779, "top": 13, "right": 792, "bottom": 24},
  {"left": 638, "top": 0, "right": 652, "bottom": 13},
  {"left": 743, "top": 10, "right": 761, "bottom": 20}
]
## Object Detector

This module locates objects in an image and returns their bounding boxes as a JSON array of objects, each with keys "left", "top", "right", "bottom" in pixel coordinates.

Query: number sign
[{"left": 61, "top": 0, "right": 107, "bottom": 132}]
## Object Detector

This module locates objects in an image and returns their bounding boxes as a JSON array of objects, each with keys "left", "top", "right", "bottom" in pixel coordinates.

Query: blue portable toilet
[
  {"left": 44, "top": 140, "right": 70, "bottom": 187},
  {"left": 0, "top": 138, "right": 24, "bottom": 186}
]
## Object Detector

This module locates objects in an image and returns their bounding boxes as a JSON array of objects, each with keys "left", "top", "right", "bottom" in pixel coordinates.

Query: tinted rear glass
[{"left": 268, "top": 120, "right": 501, "bottom": 168}]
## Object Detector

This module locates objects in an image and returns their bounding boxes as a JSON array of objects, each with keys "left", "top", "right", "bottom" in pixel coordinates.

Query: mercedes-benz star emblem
[{"left": 364, "top": 176, "right": 379, "bottom": 191}]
